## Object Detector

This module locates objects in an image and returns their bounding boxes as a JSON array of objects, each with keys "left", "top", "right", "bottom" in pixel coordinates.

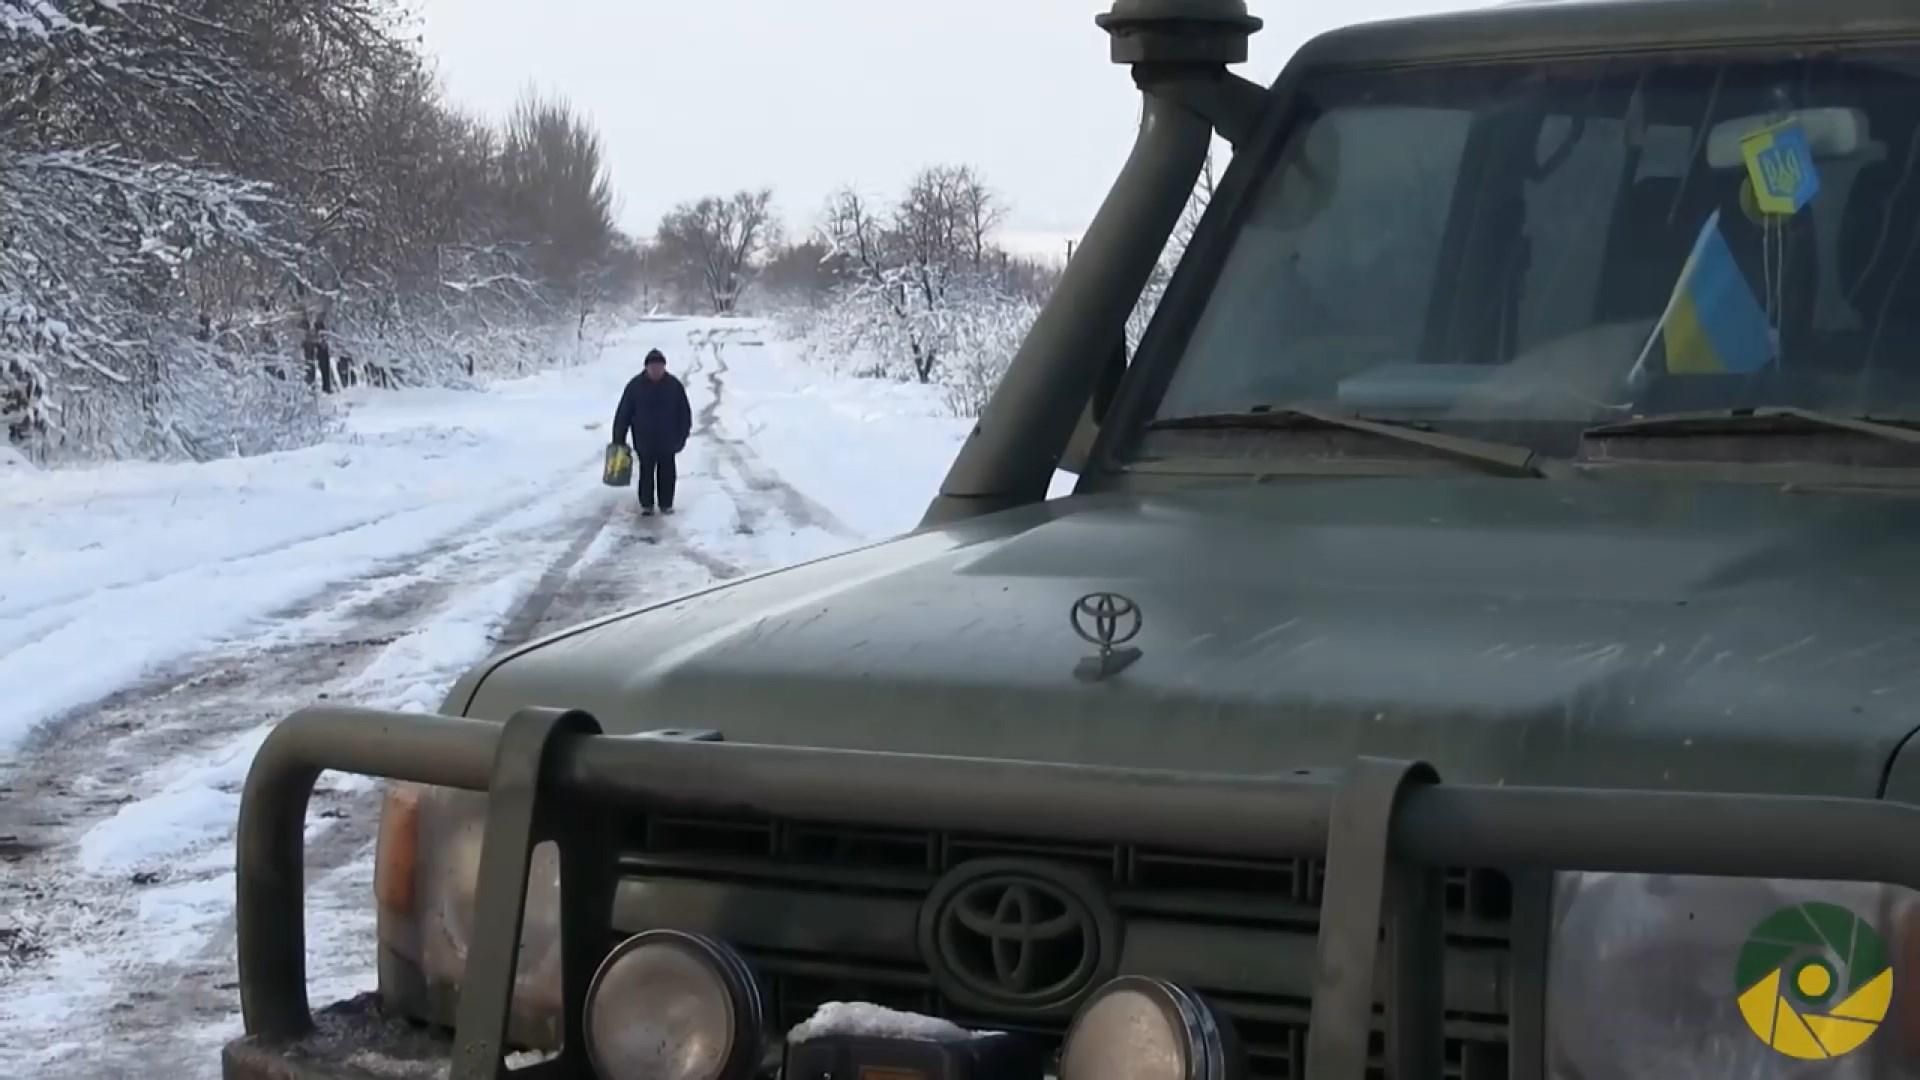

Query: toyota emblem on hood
[{"left": 1071, "top": 591, "right": 1144, "bottom": 682}]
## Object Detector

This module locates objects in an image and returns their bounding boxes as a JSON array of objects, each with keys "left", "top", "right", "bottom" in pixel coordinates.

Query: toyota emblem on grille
[{"left": 918, "top": 859, "right": 1117, "bottom": 1015}]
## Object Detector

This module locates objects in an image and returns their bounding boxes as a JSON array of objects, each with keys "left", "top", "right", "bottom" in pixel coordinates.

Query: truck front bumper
[
  {"left": 225, "top": 705, "right": 1920, "bottom": 1080},
  {"left": 222, "top": 994, "right": 451, "bottom": 1080}
]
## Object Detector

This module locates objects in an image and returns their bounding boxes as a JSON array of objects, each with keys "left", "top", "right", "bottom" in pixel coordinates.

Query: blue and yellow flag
[{"left": 1640, "top": 209, "right": 1776, "bottom": 377}]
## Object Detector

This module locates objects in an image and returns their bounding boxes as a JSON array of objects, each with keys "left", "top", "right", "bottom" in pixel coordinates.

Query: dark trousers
[{"left": 637, "top": 452, "right": 677, "bottom": 509}]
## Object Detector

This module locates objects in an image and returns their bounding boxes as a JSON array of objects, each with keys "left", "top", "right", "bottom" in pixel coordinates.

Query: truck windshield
[{"left": 1138, "top": 45, "right": 1920, "bottom": 464}]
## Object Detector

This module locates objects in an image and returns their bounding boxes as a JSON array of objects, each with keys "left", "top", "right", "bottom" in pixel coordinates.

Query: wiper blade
[
  {"left": 1146, "top": 406, "right": 1543, "bottom": 478},
  {"left": 1583, "top": 407, "right": 1920, "bottom": 446}
]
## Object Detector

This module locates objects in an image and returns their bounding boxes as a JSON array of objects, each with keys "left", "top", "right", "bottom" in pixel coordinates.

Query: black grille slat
[
  {"left": 642, "top": 815, "right": 773, "bottom": 859},
  {"left": 779, "top": 821, "right": 938, "bottom": 872},
  {"left": 771, "top": 971, "right": 935, "bottom": 1033},
  {"left": 1130, "top": 848, "right": 1318, "bottom": 902},
  {"left": 1446, "top": 867, "right": 1515, "bottom": 932},
  {"left": 1110, "top": 887, "right": 1320, "bottom": 928},
  {"left": 630, "top": 816, "right": 1507, "bottom": 928},
  {"left": 621, "top": 814, "right": 1515, "bottom": 1080},
  {"left": 946, "top": 835, "right": 1119, "bottom": 880}
]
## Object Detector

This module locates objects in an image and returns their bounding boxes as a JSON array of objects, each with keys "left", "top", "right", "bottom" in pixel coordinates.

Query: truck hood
[{"left": 456, "top": 477, "right": 1920, "bottom": 797}]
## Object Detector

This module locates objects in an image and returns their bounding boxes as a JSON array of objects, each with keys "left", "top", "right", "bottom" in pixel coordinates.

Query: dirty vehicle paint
[{"left": 223, "top": 1, "right": 1920, "bottom": 1078}]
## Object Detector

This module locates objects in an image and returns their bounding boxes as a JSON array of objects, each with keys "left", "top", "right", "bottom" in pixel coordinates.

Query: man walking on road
[{"left": 611, "top": 348, "right": 692, "bottom": 516}]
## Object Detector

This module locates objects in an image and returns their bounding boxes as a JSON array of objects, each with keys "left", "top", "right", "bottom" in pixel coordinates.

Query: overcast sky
[{"left": 418, "top": 0, "right": 1472, "bottom": 257}]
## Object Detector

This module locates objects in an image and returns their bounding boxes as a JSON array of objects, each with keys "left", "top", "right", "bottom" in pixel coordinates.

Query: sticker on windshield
[
  {"left": 1735, "top": 902, "right": 1892, "bottom": 1060},
  {"left": 1741, "top": 120, "right": 1821, "bottom": 217}
]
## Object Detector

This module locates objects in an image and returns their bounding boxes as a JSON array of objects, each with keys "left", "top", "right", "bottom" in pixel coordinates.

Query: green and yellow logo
[{"left": 1736, "top": 902, "right": 1894, "bottom": 1059}]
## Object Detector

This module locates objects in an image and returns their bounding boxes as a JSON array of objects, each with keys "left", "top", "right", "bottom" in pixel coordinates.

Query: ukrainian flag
[{"left": 1641, "top": 209, "right": 1776, "bottom": 377}]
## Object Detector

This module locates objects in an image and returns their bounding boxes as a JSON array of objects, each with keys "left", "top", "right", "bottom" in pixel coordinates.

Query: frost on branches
[
  {"left": 0, "top": 0, "right": 643, "bottom": 464},
  {"left": 779, "top": 167, "right": 1056, "bottom": 419},
  {"left": 780, "top": 150, "right": 1216, "bottom": 421},
  {"left": 0, "top": 147, "right": 327, "bottom": 459}
]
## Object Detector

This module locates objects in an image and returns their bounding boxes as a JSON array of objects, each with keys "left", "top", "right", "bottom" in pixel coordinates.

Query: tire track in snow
[
  {"left": 6, "top": 505, "right": 651, "bottom": 1079},
  {"left": 0, "top": 460, "right": 621, "bottom": 851},
  {"left": 0, "top": 509, "right": 413, "bottom": 625},
  {"left": 490, "top": 500, "right": 623, "bottom": 651},
  {"left": 1, "top": 320, "right": 865, "bottom": 1077},
  {"left": 686, "top": 329, "right": 853, "bottom": 541},
  {"left": 0, "top": 384, "right": 776, "bottom": 1078},
  {"left": 0, "top": 473, "right": 624, "bottom": 1078},
  {"left": 0, "top": 507, "right": 429, "bottom": 687},
  {"left": 0, "top": 467, "right": 624, "bottom": 766},
  {"left": 0, "top": 505, "right": 571, "bottom": 882},
  {"left": 0, "top": 487, "right": 551, "bottom": 767},
  {"left": 0, "top": 486, "right": 754, "bottom": 1079}
]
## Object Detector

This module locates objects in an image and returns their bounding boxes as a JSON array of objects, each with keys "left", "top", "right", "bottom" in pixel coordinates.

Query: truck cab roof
[{"left": 1305, "top": 0, "right": 1920, "bottom": 71}]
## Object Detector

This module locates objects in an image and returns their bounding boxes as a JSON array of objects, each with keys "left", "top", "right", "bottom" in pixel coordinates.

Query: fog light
[
  {"left": 583, "top": 930, "right": 767, "bottom": 1080},
  {"left": 1058, "top": 976, "right": 1245, "bottom": 1080}
]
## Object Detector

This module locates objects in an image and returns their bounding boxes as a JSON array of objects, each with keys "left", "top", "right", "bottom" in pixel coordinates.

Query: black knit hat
[{"left": 644, "top": 349, "right": 666, "bottom": 366}]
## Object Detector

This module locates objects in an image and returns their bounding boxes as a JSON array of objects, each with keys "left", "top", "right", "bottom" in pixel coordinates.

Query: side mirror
[{"left": 1059, "top": 336, "right": 1129, "bottom": 474}]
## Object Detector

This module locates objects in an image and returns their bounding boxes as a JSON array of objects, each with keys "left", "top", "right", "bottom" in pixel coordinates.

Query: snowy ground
[{"left": 0, "top": 316, "right": 1028, "bottom": 1077}]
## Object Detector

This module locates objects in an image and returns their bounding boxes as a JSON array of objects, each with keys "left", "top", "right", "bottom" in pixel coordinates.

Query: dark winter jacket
[{"left": 612, "top": 371, "right": 692, "bottom": 455}]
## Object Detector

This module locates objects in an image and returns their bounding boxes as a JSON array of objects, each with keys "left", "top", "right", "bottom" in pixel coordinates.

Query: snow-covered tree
[
  {"left": 751, "top": 239, "right": 851, "bottom": 313},
  {"left": 652, "top": 189, "right": 778, "bottom": 315},
  {"left": 780, "top": 144, "right": 1220, "bottom": 421},
  {"left": 941, "top": 291, "right": 1044, "bottom": 418},
  {"left": 812, "top": 166, "right": 1022, "bottom": 387},
  {"left": 1, "top": 0, "right": 641, "bottom": 463},
  {"left": 1126, "top": 146, "right": 1220, "bottom": 353}
]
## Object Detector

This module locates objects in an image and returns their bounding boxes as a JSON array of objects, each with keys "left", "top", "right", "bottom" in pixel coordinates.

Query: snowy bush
[
  {"left": 938, "top": 290, "right": 1041, "bottom": 418},
  {"left": 780, "top": 274, "right": 1042, "bottom": 419},
  {"left": 765, "top": 166, "right": 1053, "bottom": 417},
  {"left": 771, "top": 148, "right": 1217, "bottom": 420}
]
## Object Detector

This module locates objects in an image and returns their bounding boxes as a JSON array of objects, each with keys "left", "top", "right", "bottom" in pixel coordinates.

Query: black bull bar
[{"left": 236, "top": 705, "right": 1920, "bottom": 1079}]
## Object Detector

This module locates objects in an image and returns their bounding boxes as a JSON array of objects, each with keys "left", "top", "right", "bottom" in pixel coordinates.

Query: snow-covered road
[{"left": 0, "top": 317, "right": 987, "bottom": 1077}]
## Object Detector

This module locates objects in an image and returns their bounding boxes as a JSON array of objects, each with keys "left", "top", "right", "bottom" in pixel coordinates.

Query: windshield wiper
[
  {"left": 1145, "top": 406, "right": 1544, "bottom": 478},
  {"left": 1583, "top": 407, "right": 1920, "bottom": 446}
]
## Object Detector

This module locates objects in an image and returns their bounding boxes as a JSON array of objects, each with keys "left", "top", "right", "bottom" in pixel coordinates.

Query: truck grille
[{"left": 617, "top": 813, "right": 1515, "bottom": 1080}]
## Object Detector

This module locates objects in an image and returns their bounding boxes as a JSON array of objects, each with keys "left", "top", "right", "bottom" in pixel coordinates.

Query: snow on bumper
[
  {"left": 221, "top": 994, "right": 451, "bottom": 1080},
  {"left": 223, "top": 995, "right": 562, "bottom": 1080},
  {"left": 222, "top": 997, "right": 1007, "bottom": 1080}
]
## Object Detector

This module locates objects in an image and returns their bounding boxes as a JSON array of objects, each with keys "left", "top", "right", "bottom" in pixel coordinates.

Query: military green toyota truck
[{"left": 223, "top": 0, "right": 1920, "bottom": 1077}]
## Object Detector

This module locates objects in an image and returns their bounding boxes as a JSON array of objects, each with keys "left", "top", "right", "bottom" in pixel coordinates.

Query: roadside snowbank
[
  {"left": 719, "top": 327, "right": 1075, "bottom": 538},
  {"left": 717, "top": 336, "right": 972, "bottom": 539},
  {"left": 0, "top": 323, "right": 674, "bottom": 759}
]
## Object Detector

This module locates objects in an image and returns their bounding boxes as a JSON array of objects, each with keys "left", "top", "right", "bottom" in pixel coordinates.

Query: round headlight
[
  {"left": 1058, "top": 976, "right": 1244, "bottom": 1080},
  {"left": 583, "top": 929, "right": 767, "bottom": 1080}
]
